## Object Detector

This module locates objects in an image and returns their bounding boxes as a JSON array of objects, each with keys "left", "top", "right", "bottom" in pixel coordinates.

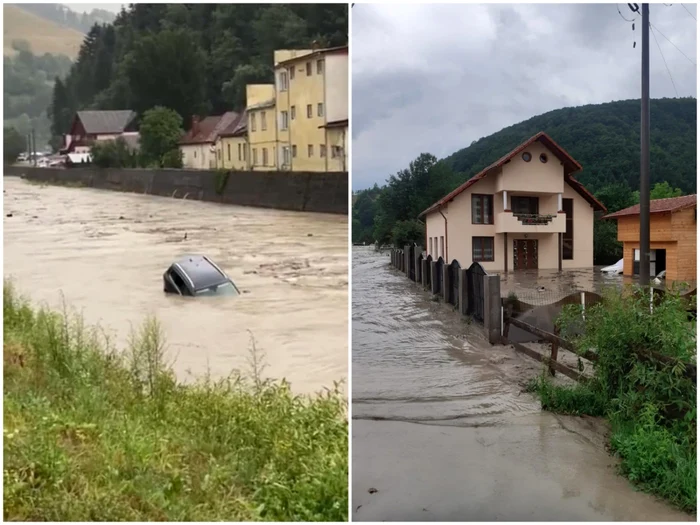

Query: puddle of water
[
  {"left": 3, "top": 178, "right": 348, "bottom": 395},
  {"left": 351, "top": 247, "right": 693, "bottom": 521}
]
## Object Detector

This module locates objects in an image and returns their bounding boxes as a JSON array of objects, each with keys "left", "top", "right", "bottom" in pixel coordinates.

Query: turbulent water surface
[
  {"left": 4, "top": 178, "right": 348, "bottom": 395},
  {"left": 351, "top": 247, "right": 693, "bottom": 522}
]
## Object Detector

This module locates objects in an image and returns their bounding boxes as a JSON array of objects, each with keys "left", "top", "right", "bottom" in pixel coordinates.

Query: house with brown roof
[
  {"left": 179, "top": 111, "right": 240, "bottom": 170},
  {"left": 419, "top": 132, "right": 606, "bottom": 272},
  {"left": 603, "top": 194, "right": 697, "bottom": 282},
  {"left": 61, "top": 110, "right": 139, "bottom": 154},
  {"left": 215, "top": 111, "right": 248, "bottom": 170}
]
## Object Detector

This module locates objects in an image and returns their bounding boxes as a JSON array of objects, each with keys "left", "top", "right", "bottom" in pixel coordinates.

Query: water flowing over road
[
  {"left": 3, "top": 178, "right": 348, "bottom": 395},
  {"left": 351, "top": 247, "right": 692, "bottom": 522}
]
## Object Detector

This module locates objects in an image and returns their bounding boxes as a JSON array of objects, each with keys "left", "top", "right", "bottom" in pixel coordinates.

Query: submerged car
[
  {"left": 163, "top": 255, "right": 239, "bottom": 297},
  {"left": 601, "top": 259, "right": 624, "bottom": 275}
]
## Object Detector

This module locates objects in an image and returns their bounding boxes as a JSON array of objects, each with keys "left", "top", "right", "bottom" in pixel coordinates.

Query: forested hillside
[
  {"left": 18, "top": 3, "right": 116, "bottom": 33},
  {"left": 353, "top": 98, "right": 697, "bottom": 265},
  {"left": 445, "top": 98, "right": 697, "bottom": 196},
  {"left": 48, "top": 4, "right": 348, "bottom": 146}
]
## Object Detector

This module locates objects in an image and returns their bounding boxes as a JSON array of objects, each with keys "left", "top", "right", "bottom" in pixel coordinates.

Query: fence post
[
  {"left": 421, "top": 259, "right": 429, "bottom": 289},
  {"left": 414, "top": 247, "right": 422, "bottom": 283},
  {"left": 430, "top": 260, "right": 439, "bottom": 295},
  {"left": 581, "top": 291, "right": 585, "bottom": 321},
  {"left": 458, "top": 268, "right": 469, "bottom": 315},
  {"left": 483, "top": 274, "right": 501, "bottom": 344},
  {"left": 442, "top": 263, "right": 450, "bottom": 303},
  {"left": 404, "top": 245, "right": 410, "bottom": 278},
  {"left": 550, "top": 325, "right": 560, "bottom": 376}
]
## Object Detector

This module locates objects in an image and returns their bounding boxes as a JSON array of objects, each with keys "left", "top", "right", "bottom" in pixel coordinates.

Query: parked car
[
  {"left": 601, "top": 259, "right": 624, "bottom": 275},
  {"left": 163, "top": 255, "right": 239, "bottom": 297}
]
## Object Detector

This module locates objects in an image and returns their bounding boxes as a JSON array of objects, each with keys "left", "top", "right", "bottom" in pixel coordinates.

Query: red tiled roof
[
  {"left": 418, "top": 131, "right": 606, "bottom": 218},
  {"left": 602, "top": 194, "right": 697, "bottom": 219},
  {"left": 179, "top": 112, "right": 240, "bottom": 145}
]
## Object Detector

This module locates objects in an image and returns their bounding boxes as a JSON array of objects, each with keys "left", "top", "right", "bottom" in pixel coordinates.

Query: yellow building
[
  {"left": 246, "top": 84, "right": 277, "bottom": 170},
  {"left": 215, "top": 111, "right": 249, "bottom": 170},
  {"left": 272, "top": 46, "right": 348, "bottom": 172}
]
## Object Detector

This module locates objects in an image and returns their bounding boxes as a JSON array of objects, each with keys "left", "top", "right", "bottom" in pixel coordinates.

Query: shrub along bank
[
  {"left": 529, "top": 287, "right": 696, "bottom": 512},
  {"left": 3, "top": 283, "right": 348, "bottom": 521}
]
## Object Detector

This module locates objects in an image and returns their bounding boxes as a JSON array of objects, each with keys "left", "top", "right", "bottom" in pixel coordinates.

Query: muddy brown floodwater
[
  {"left": 352, "top": 247, "right": 692, "bottom": 522},
  {"left": 3, "top": 178, "right": 348, "bottom": 395}
]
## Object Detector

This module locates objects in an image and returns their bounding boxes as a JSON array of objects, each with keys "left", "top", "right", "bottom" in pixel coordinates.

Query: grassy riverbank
[
  {"left": 3, "top": 284, "right": 348, "bottom": 521},
  {"left": 528, "top": 287, "right": 696, "bottom": 513}
]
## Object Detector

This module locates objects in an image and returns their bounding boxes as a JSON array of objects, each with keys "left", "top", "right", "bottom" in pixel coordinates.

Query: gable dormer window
[{"left": 522, "top": 152, "right": 532, "bottom": 162}]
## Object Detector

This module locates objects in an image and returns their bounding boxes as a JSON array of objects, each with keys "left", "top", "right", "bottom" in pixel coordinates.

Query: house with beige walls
[
  {"left": 215, "top": 112, "right": 248, "bottom": 170},
  {"left": 419, "top": 132, "right": 606, "bottom": 272},
  {"left": 179, "top": 112, "right": 239, "bottom": 169},
  {"left": 246, "top": 84, "right": 277, "bottom": 170}
]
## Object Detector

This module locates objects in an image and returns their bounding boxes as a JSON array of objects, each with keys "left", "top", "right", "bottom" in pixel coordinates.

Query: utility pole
[{"left": 639, "top": 3, "right": 651, "bottom": 286}]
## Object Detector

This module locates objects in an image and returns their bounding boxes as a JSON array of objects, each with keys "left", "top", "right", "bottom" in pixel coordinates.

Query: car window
[
  {"left": 195, "top": 282, "right": 239, "bottom": 297},
  {"left": 169, "top": 269, "right": 188, "bottom": 293}
]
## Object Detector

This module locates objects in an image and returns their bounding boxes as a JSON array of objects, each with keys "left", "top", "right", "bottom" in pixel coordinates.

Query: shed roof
[
  {"left": 76, "top": 110, "right": 137, "bottom": 134},
  {"left": 602, "top": 194, "right": 697, "bottom": 219},
  {"left": 418, "top": 131, "right": 606, "bottom": 218}
]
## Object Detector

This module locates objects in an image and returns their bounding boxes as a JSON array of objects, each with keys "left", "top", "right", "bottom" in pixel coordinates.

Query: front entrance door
[{"left": 514, "top": 239, "right": 538, "bottom": 270}]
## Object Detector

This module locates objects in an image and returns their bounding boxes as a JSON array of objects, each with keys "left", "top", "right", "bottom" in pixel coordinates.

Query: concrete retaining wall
[{"left": 3, "top": 166, "right": 348, "bottom": 215}]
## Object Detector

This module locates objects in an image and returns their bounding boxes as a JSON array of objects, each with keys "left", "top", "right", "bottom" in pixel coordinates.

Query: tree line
[
  {"left": 48, "top": 4, "right": 348, "bottom": 150},
  {"left": 352, "top": 98, "right": 696, "bottom": 265}
]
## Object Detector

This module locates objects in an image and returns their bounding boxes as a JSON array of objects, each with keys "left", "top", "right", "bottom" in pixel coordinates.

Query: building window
[
  {"left": 227, "top": 143, "right": 231, "bottom": 161},
  {"left": 439, "top": 236, "right": 445, "bottom": 258},
  {"left": 194, "top": 150, "right": 197, "bottom": 158},
  {"left": 522, "top": 152, "right": 531, "bottom": 162},
  {"left": 292, "top": 145, "right": 297, "bottom": 158},
  {"left": 473, "top": 237, "right": 494, "bottom": 262},
  {"left": 262, "top": 148, "right": 268, "bottom": 166},
  {"left": 471, "top": 194, "right": 494, "bottom": 224},
  {"left": 331, "top": 145, "right": 342, "bottom": 158},
  {"left": 512, "top": 196, "right": 539, "bottom": 216},
  {"left": 317, "top": 59, "right": 324, "bottom": 74},
  {"left": 280, "top": 111, "right": 289, "bottom": 131},
  {"left": 250, "top": 113, "right": 256, "bottom": 132},
  {"left": 540, "top": 153, "right": 548, "bottom": 163},
  {"left": 289, "top": 67, "right": 295, "bottom": 80},
  {"left": 308, "top": 144, "right": 314, "bottom": 157},
  {"left": 318, "top": 103, "right": 324, "bottom": 117},
  {"left": 283, "top": 146, "right": 291, "bottom": 166},
  {"left": 291, "top": 105, "right": 296, "bottom": 120},
  {"left": 563, "top": 198, "right": 574, "bottom": 260},
  {"left": 261, "top": 111, "right": 267, "bottom": 131},
  {"left": 320, "top": 144, "right": 327, "bottom": 158},
  {"left": 279, "top": 71, "right": 288, "bottom": 91},
  {"left": 306, "top": 61, "right": 311, "bottom": 76},
  {"left": 243, "top": 145, "right": 247, "bottom": 161},
  {"left": 252, "top": 148, "right": 257, "bottom": 165},
  {"left": 429, "top": 237, "right": 433, "bottom": 256},
  {"left": 307, "top": 104, "right": 312, "bottom": 118},
  {"left": 237, "top": 143, "right": 241, "bottom": 161}
]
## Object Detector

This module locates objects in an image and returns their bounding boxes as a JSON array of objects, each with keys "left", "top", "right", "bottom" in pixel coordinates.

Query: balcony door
[{"left": 511, "top": 196, "right": 539, "bottom": 216}]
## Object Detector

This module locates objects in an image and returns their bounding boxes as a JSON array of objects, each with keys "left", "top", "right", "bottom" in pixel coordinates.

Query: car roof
[{"left": 172, "top": 255, "right": 229, "bottom": 290}]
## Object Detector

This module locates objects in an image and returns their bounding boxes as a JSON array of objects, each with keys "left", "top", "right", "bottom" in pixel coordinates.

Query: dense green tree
[
  {"left": 90, "top": 137, "right": 136, "bottom": 168},
  {"left": 632, "top": 181, "right": 684, "bottom": 203},
  {"left": 3, "top": 127, "right": 26, "bottom": 163},
  {"left": 391, "top": 220, "right": 425, "bottom": 248},
  {"left": 138, "top": 106, "right": 184, "bottom": 167}
]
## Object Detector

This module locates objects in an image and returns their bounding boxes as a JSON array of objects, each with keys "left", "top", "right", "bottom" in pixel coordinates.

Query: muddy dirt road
[
  {"left": 351, "top": 247, "right": 692, "bottom": 521},
  {"left": 3, "top": 178, "right": 348, "bottom": 395}
]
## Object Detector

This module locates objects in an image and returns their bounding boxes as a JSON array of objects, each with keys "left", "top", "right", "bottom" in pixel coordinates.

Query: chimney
[{"left": 191, "top": 115, "right": 200, "bottom": 136}]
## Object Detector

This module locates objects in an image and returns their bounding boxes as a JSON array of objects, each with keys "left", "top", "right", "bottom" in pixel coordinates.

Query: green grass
[
  {"left": 528, "top": 287, "right": 696, "bottom": 513},
  {"left": 3, "top": 283, "right": 348, "bottom": 521}
]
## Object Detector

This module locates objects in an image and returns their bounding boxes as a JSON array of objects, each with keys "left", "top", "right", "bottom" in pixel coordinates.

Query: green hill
[
  {"left": 3, "top": 4, "right": 85, "bottom": 59},
  {"left": 444, "top": 97, "right": 697, "bottom": 196}
]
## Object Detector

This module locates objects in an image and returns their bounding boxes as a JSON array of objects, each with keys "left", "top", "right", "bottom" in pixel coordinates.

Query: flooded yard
[
  {"left": 3, "top": 178, "right": 348, "bottom": 395},
  {"left": 351, "top": 247, "right": 692, "bottom": 521}
]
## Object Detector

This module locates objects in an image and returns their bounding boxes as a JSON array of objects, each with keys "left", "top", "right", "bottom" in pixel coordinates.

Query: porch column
[
  {"left": 558, "top": 232, "right": 563, "bottom": 272},
  {"left": 503, "top": 232, "right": 508, "bottom": 273},
  {"left": 503, "top": 190, "right": 509, "bottom": 211},
  {"left": 557, "top": 193, "right": 563, "bottom": 212}
]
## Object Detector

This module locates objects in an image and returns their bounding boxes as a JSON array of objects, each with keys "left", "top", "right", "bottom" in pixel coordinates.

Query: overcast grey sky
[
  {"left": 352, "top": 3, "right": 697, "bottom": 190},
  {"left": 64, "top": 3, "right": 123, "bottom": 14}
]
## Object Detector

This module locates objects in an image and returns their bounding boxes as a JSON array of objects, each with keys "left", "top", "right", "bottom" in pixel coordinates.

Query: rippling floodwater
[
  {"left": 3, "top": 178, "right": 348, "bottom": 395},
  {"left": 351, "top": 247, "right": 692, "bottom": 522}
]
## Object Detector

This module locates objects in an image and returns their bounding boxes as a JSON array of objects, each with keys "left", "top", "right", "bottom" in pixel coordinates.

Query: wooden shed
[{"left": 603, "top": 194, "right": 697, "bottom": 283}]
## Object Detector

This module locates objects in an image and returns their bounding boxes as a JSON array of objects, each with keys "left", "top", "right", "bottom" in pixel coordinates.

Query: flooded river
[
  {"left": 3, "top": 178, "right": 348, "bottom": 395},
  {"left": 351, "top": 247, "right": 692, "bottom": 521}
]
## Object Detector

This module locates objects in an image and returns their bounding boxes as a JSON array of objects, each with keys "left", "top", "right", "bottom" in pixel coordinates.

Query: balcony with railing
[{"left": 495, "top": 211, "right": 566, "bottom": 233}]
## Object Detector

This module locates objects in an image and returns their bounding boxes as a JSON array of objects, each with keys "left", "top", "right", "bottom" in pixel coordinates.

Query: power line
[
  {"left": 617, "top": 3, "right": 637, "bottom": 22},
  {"left": 650, "top": 23, "right": 697, "bottom": 65},
  {"left": 650, "top": 24, "right": 679, "bottom": 97},
  {"left": 681, "top": 3, "right": 696, "bottom": 20}
]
